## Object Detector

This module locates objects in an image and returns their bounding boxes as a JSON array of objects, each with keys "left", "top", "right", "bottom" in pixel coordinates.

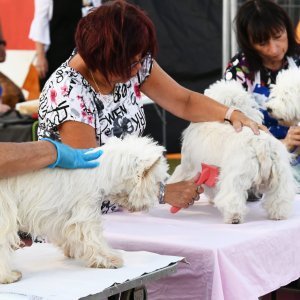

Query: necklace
[
  {"left": 89, "top": 69, "right": 115, "bottom": 97},
  {"left": 89, "top": 69, "right": 102, "bottom": 94}
]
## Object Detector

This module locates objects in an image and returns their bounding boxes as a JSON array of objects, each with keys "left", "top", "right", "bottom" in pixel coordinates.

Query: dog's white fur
[
  {"left": 265, "top": 67, "right": 300, "bottom": 124},
  {"left": 0, "top": 135, "right": 168, "bottom": 284},
  {"left": 169, "top": 80, "right": 297, "bottom": 224}
]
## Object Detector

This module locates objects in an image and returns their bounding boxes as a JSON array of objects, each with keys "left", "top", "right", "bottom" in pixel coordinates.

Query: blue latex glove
[{"left": 42, "top": 138, "right": 103, "bottom": 169}]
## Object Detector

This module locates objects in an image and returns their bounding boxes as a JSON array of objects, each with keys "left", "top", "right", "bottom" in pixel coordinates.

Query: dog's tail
[{"left": 254, "top": 134, "right": 297, "bottom": 195}]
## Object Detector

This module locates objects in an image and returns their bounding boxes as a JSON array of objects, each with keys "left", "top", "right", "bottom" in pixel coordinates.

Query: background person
[
  {"left": 29, "top": 0, "right": 82, "bottom": 89},
  {"left": 224, "top": 0, "right": 300, "bottom": 183}
]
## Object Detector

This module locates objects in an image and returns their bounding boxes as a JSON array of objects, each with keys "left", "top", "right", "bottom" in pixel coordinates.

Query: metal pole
[
  {"left": 222, "top": 0, "right": 231, "bottom": 73},
  {"left": 230, "top": 0, "right": 238, "bottom": 57}
]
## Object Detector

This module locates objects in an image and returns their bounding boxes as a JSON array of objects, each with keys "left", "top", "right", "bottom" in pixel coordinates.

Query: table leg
[
  {"left": 271, "top": 290, "right": 277, "bottom": 300},
  {"left": 118, "top": 286, "right": 147, "bottom": 300}
]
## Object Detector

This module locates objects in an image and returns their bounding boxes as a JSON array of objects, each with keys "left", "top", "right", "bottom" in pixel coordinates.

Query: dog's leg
[
  {"left": 213, "top": 151, "right": 256, "bottom": 224},
  {"left": 0, "top": 240, "right": 22, "bottom": 284},
  {"left": 263, "top": 157, "right": 295, "bottom": 220},
  {"left": 0, "top": 191, "right": 22, "bottom": 283},
  {"left": 58, "top": 219, "right": 123, "bottom": 269}
]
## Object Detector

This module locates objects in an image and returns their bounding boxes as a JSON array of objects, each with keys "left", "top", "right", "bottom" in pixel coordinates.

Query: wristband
[
  {"left": 158, "top": 182, "right": 166, "bottom": 204},
  {"left": 224, "top": 107, "right": 236, "bottom": 123},
  {"left": 0, "top": 40, "right": 6, "bottom": 46}
]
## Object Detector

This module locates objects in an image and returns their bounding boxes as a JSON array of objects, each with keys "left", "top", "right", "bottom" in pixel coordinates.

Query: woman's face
[
  {"left": 251, "top": 29, "right": 288, "bottom": 69},
  {"left": 110, "top": 54, "right": 145, "bottom": 84},
  {"left": 129, "top": 54, "right": 146, "bottom": 77}
]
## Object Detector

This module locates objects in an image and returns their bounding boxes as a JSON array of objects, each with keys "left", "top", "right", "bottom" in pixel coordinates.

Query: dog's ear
[{"left": 141, "top": 156, "right": 162, "bottom": 178}]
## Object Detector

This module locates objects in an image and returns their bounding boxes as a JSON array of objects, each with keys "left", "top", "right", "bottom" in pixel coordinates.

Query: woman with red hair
[{"left": 38, "top": 0, "right": 264, "bottom": 212}]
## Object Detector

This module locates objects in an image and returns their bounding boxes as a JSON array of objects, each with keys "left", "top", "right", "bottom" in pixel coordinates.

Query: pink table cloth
[{"left": 103, "top": 195, "right": 300, "bottom": 300}]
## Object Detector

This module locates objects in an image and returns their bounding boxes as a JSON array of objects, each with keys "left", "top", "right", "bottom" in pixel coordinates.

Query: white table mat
[{"left": 0, "top": 243, "right": 183, "bottom": 300}]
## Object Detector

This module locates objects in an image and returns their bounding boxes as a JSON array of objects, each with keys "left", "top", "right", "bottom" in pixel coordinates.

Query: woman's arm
[
  {"left": 141, "top": 61, "right": 261, "bottom": 134},
  {"left": 35, "top": 41, "right": 48, "bottom": 78},
  {"left": 59, "top": 121, "right": 98, "bottom": 148}
]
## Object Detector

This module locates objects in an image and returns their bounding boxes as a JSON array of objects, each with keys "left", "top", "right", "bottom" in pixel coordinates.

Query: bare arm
[
  {"left": 0, "top": 139, "right": 102, "bottom": 178},
  {"left": 141, "top": 60, "right": 263, "bottom": 134},
  {"left": 59, "top": 121, "right": 98, "bottom": 148},
  {"left": 0, "top": 141, "right": 56, "bottom": 178},
  {"left": 35, "top": 41, "right": 48, "bottom": 78}
]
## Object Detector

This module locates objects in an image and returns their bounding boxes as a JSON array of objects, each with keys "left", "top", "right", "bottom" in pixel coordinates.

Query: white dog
[
  {"left": 169, "top": 80, "right": 297, "bottom": 224},
  {"left": 265, "top": 67, "right": 300, "bottom": 125},
  {"left": 265, "top": 67, "right": 300, "bottom": 176},
  {"left": 0, "top": 135, "right": 168, "bottom": 284}
]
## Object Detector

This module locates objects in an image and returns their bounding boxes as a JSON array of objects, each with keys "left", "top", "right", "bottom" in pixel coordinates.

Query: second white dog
[
  {"left": 169, "top": 80, "right": 297, "bottom": 224},
  {"left": 0, "top": 135, "right": 168, "bottom": 284},
  {"left": 265, "top": 67, "right": 300, "bottom": 125}
]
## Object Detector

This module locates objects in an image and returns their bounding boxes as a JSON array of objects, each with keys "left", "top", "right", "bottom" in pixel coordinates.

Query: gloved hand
[{"left": 42, "top": 138, "right": 103, "bottom": 169}]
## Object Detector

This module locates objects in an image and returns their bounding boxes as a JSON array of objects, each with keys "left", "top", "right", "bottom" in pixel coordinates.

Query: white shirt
[
  {"left": 29, "top": 0, "right": 101, "bottom": 46},
  {"left": 29, "top": 0, "right": 53, "bottom": 46}
]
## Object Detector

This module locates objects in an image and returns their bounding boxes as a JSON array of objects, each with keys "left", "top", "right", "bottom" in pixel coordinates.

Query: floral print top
[
  {"left": 38, "top": 51, "right": 153, "bottom": 145},
  {"left": 224, "top": 52, "right": 300, "bottom": 92},
  {"left": 38, "top": 50, "right": 153, "bottom": 214}
]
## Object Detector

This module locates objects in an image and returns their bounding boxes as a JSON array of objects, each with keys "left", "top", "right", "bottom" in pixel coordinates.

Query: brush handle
[{"left": 170, "top": 206, "right": 181, "bottom": 213}]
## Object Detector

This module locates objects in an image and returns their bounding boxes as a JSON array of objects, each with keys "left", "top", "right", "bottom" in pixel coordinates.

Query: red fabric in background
[{"left": 0, "top": 0, "right": 34, "bottom": 50}]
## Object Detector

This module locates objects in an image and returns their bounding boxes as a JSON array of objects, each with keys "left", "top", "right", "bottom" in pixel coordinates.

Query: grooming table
[
  {"left": 103, "top": 195, "right": 300, "bottom": 300},
  {"left": 0, "top": 244, "right": 183, "bottom": 300}
]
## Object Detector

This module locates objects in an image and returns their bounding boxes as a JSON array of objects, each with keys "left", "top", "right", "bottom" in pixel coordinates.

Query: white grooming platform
[{"left": 0, "top": 243, "right": 182, "bottom": 300}]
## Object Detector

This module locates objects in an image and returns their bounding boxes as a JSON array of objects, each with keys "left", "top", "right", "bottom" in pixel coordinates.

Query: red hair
[{"left": 75, "top": 0, "right": 158, "bottom": 81}]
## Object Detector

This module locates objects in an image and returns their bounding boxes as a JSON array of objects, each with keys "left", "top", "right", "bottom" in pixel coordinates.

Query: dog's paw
[
  {"left": 89, "top": 252, "right": 124, "bottom": 269},
  {"left": 0, "top": 270, "right": 22, "bottom": 284},
  {"left": 127, "top": 204, "right": 150, "bottom": 212},
  {"left": 224, "top": 213, "right": 243, "bottom": 224},
  {"left": 268, "top": 213, "right": 288, "bottom": 221}
]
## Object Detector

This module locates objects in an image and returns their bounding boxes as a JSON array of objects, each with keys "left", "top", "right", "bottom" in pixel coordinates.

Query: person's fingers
[
  {"left": 232, "top": 120, "right": 243, "bottom": 132},
  {"left": 196, "top": 185, "right": 203, "bottom": 194},
  {"left": 80, "top": 161, "right": 100, "bottom": 168},
  {"left": 83, "top": 149, "right": 103, "bottom": 161},
  {"left": 248, "top": 121, "right": 260, "bottom": 135},
  {"left": 258, "top": 124, "right": 269, "bottom": 133}
]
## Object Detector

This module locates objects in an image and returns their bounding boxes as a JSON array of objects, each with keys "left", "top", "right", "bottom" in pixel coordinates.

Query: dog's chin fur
[
  {"left": 168, "top": 79, "right": 297, "bottom": 224},
  {"left": 265, "top": 67, "right": 300, "bottom": 124},
  {"left": 0, "top": 135, "right": 168, "bottom": 284}
]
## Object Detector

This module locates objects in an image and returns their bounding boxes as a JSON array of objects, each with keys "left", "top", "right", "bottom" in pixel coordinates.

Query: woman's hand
[
  {"left": 35, "top": 53, "right": 48, "bottom": 79},
  {"left": 282, "top": 126, "right": 300, "bottom": 151},
  {"left": 164, "top": 178, "right": 204, "bottom": 208},
  {"left": 230, "top": 110, "right": 268, "bottom": 134}
]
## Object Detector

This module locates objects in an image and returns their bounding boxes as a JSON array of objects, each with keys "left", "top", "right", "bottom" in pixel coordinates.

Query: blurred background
[{"left": 0, "top": 0, "right": 299, "bottom": 153}]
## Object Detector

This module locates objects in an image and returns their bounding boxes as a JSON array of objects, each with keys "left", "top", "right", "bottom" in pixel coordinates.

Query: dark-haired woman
[
  {"left": 224, "top": 0, "right": 300, "bottom": 183},
  {"left": 38, "top": 0, "right": 264, "bottom": 211}
]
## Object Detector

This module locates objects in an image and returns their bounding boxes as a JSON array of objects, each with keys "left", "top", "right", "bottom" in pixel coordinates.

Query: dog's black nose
[{"left": 267, "top": 107, "right": 273, "bottom": 113}]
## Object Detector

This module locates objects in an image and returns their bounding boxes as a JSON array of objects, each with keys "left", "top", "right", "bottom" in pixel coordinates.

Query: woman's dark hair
[
  {"left": 75, "top": 0, "right": 157, "bottom": 81},
  {"left": 235, "top": 0, "right": 300, "bottom": 71}
]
